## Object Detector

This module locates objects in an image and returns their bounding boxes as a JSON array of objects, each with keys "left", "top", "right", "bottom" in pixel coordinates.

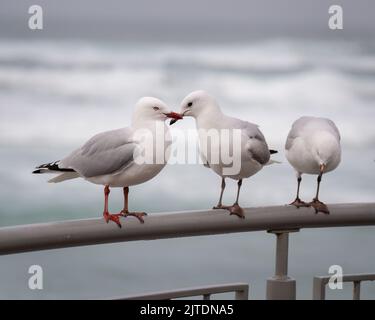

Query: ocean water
[{"left": 0, "top": 38, "right": 374, "bottom": 299}]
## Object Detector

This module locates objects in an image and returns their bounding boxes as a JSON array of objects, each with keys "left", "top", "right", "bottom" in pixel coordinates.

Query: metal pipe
[
  {"left": 266, "top": 230, "right": 297, "bottom": 300},
  {"left": 0, "top": 203, "right": 374, "bottom": 256},
  {"left": 235, "top": 286, "right": 249, "bottom": 300},
  {"left": 313, "top": 274, "right": 375, "bottom": 300},
  {"left": 353, "top": 281, "right": 361, "bottom": 300},
  {"left": 116, "top": 283, "right": 249, "bottom": 300},
  {"left": 275, "top": 232, "right": 289, "bottom": 278},
  {"left": 312, "top": 277, "right": 327, "bottom": 300}
]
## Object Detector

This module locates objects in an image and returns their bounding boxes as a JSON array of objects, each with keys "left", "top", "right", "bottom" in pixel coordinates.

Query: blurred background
[{"left": 0, "top": 0, "right": 374, "bottom": 299}]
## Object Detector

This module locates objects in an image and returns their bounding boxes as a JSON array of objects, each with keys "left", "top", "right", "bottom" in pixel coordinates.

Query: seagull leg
[
  {"left": 229, "top": 179, "right": 245, "bottom": 219},
  {"left": 213, "top": 178, "right": 231, "bottom": 210},
  {"left": 120, "top": 187, "right": 147, "bottom": 224},
  {"left": 103, "top": 185, "right": 123, "bottom": 228},
  {"left": 290, "top": 174, "right": 310, "bottom": 208},
  {"left": 310, "top": 165, "right": 330, "bottom": 214}
]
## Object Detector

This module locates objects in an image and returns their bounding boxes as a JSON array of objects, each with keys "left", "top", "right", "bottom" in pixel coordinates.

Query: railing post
[
  {"left": 353, "top": 281, "right": 361, "bottom": 300},
  {"left": 235, "top": 286, "right": 249, "bottom": 300},
  {"left": 312, "top": 277, "right": 326, "bottom": 300},
  {"left": 266, "top": 229, "right": 298, "bottom": 300}
]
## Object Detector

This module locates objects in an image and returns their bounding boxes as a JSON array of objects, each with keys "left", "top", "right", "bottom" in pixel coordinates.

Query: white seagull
[
  {"left": 285, "top": 116, "right": 341, "bottom": 214},
  {"left": 33, "top": 97, "right": 182, "bottom": 228},
  {"left": 173, "top": 90, "right": 277, "bottom": 218}
]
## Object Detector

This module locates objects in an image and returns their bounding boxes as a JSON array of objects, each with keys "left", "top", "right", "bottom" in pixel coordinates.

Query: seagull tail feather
[
  {"left": 266, "top": 159, "right": 282, "bottom": 165},
  {"left": 266, "top": 150, "right": 281, "bottom": 165},
  {"left": 32, "top": 161, "right": 79, "bottom": 183},
  {"left": 32, "top": 160, "right": 75, "bottom": 174},
  {"left": 48, "top": 172, "right": 80, "bottom": 183}
]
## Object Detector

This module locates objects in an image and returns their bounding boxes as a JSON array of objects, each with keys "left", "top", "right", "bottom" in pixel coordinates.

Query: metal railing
[
  {"left": 0, "top": 202, "right": 374, "bottom": 299},
  {"left": 313, "top": 273, "right": 375, "bottom": 300},
  {"left": 116, "top": 283, "right": 249, "bottom": 300}
]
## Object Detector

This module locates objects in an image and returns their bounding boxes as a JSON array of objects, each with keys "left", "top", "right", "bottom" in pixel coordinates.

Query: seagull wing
[
  {"left": 244, "top": 123, "right": 271, "bottom": 165},
  {"left": 286, "top": 116, "right": 341, "bottom": 151},
  {"left": 227, "top": 117, "right": 271, "bottom": 165},
  {"left": 326, "top": 119, "right": 341, "bottom": 141},
  {"left": 285, "top": 116, "right": 313, "bottom": 150},
  {"left": 199, "top": 149, "right": 210, "bottom": 168},
  {"left": 60, "top": 127, "right": 137, "bottom": 178}
]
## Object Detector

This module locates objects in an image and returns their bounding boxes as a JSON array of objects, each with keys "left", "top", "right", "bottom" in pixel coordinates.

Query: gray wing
[
  {"left": 199, "top": 149, "right": 210, "bottom": 168},
  {"left": 326, "top": 119, "right": 341, "bottom": 141},
  {"left": 229, "top": 117, "right": 271, "bottom": 165},
  {"left": 285, "top": 116, "right": 312, "bottom": 150},
  {"left": 285, "top": 116, "right": 341, "bottom": 150},
  {"left": 60, "top": 127, "right": 137, "bottom": 178}
]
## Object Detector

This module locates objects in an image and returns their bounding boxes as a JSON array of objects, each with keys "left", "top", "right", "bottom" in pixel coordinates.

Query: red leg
[
  {"left": 103, "top": 185, "right": 123, "bottom": 228},
  {"left": 120, "top": 187, "right": 147, "bottom": 224}
]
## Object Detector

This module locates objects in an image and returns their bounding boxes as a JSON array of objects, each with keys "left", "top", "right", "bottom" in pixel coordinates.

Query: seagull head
[
  {"left": 132, "top": 97, "right": 182, "bottom": 124},
  {"left": 170, "top": 90, "right": 220, "bottom": 125}
]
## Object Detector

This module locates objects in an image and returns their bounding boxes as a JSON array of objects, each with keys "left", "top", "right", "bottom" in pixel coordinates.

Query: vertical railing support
[
  {"left": 234, "top": 286, "right": 249, "bottom": 300},
  {"left": 266, "top": 229, "right": 299, "bottom": 300},
  {"left": 353, "top": 281, "right": 361, "bottom": 300},
  {"left": 312, "top": 277, "right": 326, "bottom": 300}
]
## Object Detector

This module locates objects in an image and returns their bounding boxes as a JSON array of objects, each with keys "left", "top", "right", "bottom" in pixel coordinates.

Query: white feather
[{"left": 48, "top": 172, "right": 80, "bottom": 183}]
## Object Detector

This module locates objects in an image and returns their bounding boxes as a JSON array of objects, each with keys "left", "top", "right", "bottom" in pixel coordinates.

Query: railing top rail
[
  {"left": 0, "top": 202, "right": 374, "bottom": 256},
  {"left": 315, "top": 273, "right": 375, "bottom": 284},
  {"left": 115, "top": 283, "right": 249, "bottom": 300}
]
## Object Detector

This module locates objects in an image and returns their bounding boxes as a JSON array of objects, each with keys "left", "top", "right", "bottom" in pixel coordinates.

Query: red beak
[
  {"left": 164, "top": 112, "right": 183, "bottom": 125},
  {"left": 165, "top": 112, "right": 183, "bottom": 120}
]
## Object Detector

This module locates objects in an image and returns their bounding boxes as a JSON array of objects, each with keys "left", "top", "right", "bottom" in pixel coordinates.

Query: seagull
[
  {"left": 33, "top": 97, "right": 182, "bottom": 228},
  {"left": 285, "top": 116, "right": 341, "bottom": 214},
  {"left": 173, "top": 90, "right": 277, "bottom": 218}
]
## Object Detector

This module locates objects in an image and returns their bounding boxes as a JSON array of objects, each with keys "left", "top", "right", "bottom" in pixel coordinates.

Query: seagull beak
[{"left": 164, "top": 112, "right": 183, "bottom": 125}]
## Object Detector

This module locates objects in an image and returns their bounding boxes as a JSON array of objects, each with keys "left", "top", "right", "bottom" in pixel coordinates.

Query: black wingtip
[
  {"left": 269, "top": 149, "right": 278, "bottom": 154},
  {"left": 33, "top": 161, "right": 75, "bottom": 173}
]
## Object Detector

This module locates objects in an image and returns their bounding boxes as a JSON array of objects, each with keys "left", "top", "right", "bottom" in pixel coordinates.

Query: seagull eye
[
  {"left": 187, "top": 102, "right": 193, "bottom": 107},
  {"left": 153, "top": 106, "right": 160, "bottom": 111}
]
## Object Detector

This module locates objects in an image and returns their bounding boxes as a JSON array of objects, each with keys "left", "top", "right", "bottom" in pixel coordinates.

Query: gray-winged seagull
[
  {"left": 33, "top": 97, "right": 182, "bottom": 228},
  {"left": 173, "top": 90, "right": 277, "bottom": 218},
  {"left": 285, "top": 116, "right": 341, "bottom": 214}
]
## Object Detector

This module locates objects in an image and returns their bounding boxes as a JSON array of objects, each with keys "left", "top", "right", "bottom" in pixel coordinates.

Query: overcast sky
[{"left": 0, "top": 0, "right": 374, "bottom": 41}]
